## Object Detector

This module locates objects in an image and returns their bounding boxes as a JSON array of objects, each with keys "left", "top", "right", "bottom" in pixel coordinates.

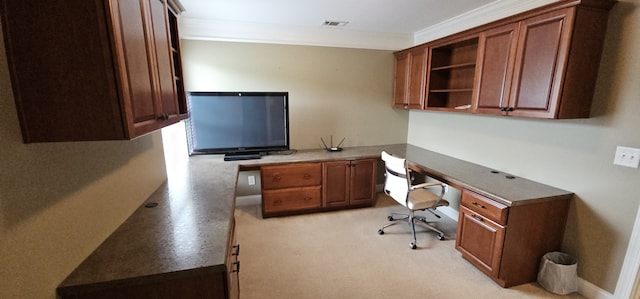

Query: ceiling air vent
[{"left": 322, "top": 20, "right": 348, "bottom": 27}]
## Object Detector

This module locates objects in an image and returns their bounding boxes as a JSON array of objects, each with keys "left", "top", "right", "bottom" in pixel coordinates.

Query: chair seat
[{"left": 407, "top": 188, "right": 449, "bottom": 210}]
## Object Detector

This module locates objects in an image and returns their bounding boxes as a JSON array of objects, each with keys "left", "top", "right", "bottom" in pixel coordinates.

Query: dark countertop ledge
[{"left": 57, "top": 143, "right": 573, "bottom": 293}]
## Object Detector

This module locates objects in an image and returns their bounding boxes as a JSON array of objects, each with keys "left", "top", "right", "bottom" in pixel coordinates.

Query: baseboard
[
  {"left": 235, "top": 194, "right": 262, "bottom": 206},
  {"left": 579, "top": 277, "right": 613, "bottom": 299}
]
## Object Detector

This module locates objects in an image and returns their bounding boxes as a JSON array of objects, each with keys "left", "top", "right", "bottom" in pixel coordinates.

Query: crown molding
[
  {"left": 178, "top": 0, "right": 561, "bottom": 50},
  {"left": 414, "top": 0, "right": 559, "bottom": 44},
  {"left": 179, "top": 17, "right": 413, "bottom": 50}
]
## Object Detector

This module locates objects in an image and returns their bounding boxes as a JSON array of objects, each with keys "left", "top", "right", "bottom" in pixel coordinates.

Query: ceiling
[{"left": 176, "top": 0, "right": 559, "bottom": 50}]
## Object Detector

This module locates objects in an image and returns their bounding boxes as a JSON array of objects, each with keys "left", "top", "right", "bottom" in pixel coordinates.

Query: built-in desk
[{"left": 57, "top": 144, "right": 572, "bottom": 297}]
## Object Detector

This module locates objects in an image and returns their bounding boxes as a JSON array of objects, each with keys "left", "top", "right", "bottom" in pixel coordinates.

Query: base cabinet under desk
[
  {"left": 260, "top": 159, "right": 377, "bottom": 217},
  {"left": 455, "top": 189, "right": 570, "bottom": 287}
]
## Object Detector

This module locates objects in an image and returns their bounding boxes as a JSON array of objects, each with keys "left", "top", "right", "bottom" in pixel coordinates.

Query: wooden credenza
[{"left": 260, "top": 159, "right": 378, "bottom": 217}]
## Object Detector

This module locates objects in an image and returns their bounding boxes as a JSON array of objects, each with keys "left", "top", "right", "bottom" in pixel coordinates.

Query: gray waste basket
[{"left": 537, "top": 251, "right": 578, "bottom": 295}]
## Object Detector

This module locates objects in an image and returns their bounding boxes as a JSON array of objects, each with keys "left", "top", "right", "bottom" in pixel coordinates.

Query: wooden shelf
[
  {"left": 431, "top": 62, "right": 476, "bottom": 71},
  {"left": 430, "top": 89, "right": 474, "bottom": 93},
  {"left": 426, "top": 36, "right": 479, "bottom": 111}
]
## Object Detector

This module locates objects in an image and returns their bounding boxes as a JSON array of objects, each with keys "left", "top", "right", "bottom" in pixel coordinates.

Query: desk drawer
[
  {"left": 461, "top": 189, "right": 508, "bottom": 225},
  {"left": 263, "top": 186, "right": 322, "bottom": 214},
  {"left": 261, "top": 163, "right": 322, "bottom": 189}
]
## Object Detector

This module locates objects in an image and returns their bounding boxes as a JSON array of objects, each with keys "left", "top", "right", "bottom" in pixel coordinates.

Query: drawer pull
[
  {"left": 304, "top": 196, "right": 313, "bottom": 201},
  {"left": 303, "top": 173, "right": 312, "bottom": 179},
  {"left": 232, "top": 261, "right": 240, "bottom": 273},
  {"left": 472, "top": 202, "right": 486, "bottom": 209},
  {"left": 471, "top": 214, "right": 484, "bottom": 222},
  {"left": 273, "top": 199, "right": 283, "bottom": 205},
  {"left": 232, "top": 244, "right": 240, "bottom": 256},
  {"left": 272, "top": 175, "right": 281, "bottom": 182}
]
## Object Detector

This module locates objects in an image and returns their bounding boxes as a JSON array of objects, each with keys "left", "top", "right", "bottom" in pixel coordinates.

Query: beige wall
[
  {"left": 181, "top": 40, "right": 408, "bottom": 150},
  {"left": 408, "top": 1, "right": 640, "bottom": 293},
  {"left": 181, "top": 41, "right": 408, "bottom": 196},
  {"left": 0, "top": 24, "right": 168, "bottom": 298}
]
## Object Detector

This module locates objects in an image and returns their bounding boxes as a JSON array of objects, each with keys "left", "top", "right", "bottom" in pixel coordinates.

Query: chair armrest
[
  {"left": 410, "top": 181, "right": 444, "bottom": 190},
  {"left": 410, "top": 182, "right": 448, "bottom": 199}
]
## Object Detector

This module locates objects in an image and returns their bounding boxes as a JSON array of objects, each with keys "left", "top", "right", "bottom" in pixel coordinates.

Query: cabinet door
[
  {"left": 322, "top": 159, "right": 377, "bottom": 208},
  {"left": 392, "top": 47, "right": 427, "bottom": 109},
  {"left": 392, "top": 51, "right": 410, "bottom": 108},
  {"left": 349, "top": 159, "right": 377, "bottom": 206},
  {"left": 508, "top": 8, "right": 574, "bottom": 118},
  {"left": 474, "top": 23, "right": 519, "bottom": 115},
  {"left": 112, "top": 0, "right": 183, "bottom": 137},
  {"left": 456, "top": 206, "right": 506, "bottom": 278},
  {"left": 148, "top": 0, "right": 180, "bottom": 121},
  {"left": 406, "top": 47, "right": 427, "bottom": 109},
  {"left": 323, "top": 161, "right": 350, "bottom": 208},
  {"left": 111, "top": 0, "right": 157, "bottom": 137}
]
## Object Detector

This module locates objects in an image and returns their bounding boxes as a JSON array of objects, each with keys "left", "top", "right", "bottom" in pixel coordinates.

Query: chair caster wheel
[
  {"left": 437, "top": 234, "right": 445, "bottom": 241},
  {"left": 410, "top": 242, "right": 416, "bottom": 249},
  {"left": 387, "top": 216, "right": 394, "bottom": 221},
  {"left": 378, "top": 229, "right": 384, "bottom": 235}
]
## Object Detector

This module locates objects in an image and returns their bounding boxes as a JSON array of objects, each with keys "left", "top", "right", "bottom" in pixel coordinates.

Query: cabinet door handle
[
  {"left": 471, "top": 214, "right": 484, "bottom": 222},
  {"left": 232, "top": 261, "right": 240, "bottom": 273},
  {"left": 472, "top": 202, "right": 486, "bottom": 209},
  {"left": 232, "top": 244, "right": 240, "bottom": 256}
]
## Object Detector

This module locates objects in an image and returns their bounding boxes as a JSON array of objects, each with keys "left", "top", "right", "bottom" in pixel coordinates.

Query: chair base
[{"left": 377, "top": 210, "right": 445, "bottom": 249}]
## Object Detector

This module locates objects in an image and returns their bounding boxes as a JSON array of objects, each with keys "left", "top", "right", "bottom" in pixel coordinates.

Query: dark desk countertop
[{"left": 57, "top": 143, "right": 572, "bottom": 293}]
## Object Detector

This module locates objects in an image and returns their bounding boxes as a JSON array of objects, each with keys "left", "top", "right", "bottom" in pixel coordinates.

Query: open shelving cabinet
[{"left": 425, "top": 35, "right": 479, "bottom": 112}]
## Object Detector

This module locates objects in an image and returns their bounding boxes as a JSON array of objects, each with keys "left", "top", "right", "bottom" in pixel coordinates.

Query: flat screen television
[{"left": 185, "top": 91, "right": 289, "bottom": 160}]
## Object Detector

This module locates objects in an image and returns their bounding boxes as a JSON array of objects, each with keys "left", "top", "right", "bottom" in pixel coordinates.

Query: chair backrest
[{"left": 381, "top": 151, "right": 411, "bottom": 207}]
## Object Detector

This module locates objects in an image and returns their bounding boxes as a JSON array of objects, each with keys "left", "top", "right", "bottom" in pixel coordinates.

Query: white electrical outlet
[
  {"left": 248, "top": 175, "right": 256, "bottom": 185},
  {"left": 614, "top": 146, "right": 640, "bottom": 168}
]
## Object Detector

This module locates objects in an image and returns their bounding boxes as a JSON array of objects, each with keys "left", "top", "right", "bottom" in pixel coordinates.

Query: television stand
[{"left": 224, "top": 152, "right": 262, "bottom": 161}]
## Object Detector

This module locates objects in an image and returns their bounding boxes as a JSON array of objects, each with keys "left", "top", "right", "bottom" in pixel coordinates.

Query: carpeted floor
[{"left": 234, "top": 193, "right": 585, "bottom": 299}]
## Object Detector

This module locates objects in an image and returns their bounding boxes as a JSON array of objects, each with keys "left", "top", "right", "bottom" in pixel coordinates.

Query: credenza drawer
[
  {"left": 262, "top": 186, "right": 322, "bottom": 214},
  {"left": 461, "top": 189, "right": 508, "bottom": 225},
  {"left": 261, "top": 163, "right": 322, "bottom": 189}
]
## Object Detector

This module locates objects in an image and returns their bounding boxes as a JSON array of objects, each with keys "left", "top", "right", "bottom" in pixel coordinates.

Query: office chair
[{"left": 378, "top": 151, "right": 449, "bottom": 249}]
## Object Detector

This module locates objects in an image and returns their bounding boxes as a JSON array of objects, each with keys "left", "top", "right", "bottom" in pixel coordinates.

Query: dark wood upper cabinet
[
  {"left": 395, "top": 0, "right": 615, "bottom": 119},
  {"left": 392, "top": 45, "right": 428, "bottom": 109},
  {"left": 507, "top": 9, "right": 571, "bottom": 118},
  {"left": 474, "top": 23, "right": 520, "bottom": 116},
  {"left": 0, "top": 0, "right": 188, "bottom": 142}
]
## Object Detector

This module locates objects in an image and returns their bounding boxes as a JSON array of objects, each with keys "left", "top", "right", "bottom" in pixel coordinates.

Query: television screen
[{"left": 185, "top": 92, "right": 289, "bottom": 158}]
